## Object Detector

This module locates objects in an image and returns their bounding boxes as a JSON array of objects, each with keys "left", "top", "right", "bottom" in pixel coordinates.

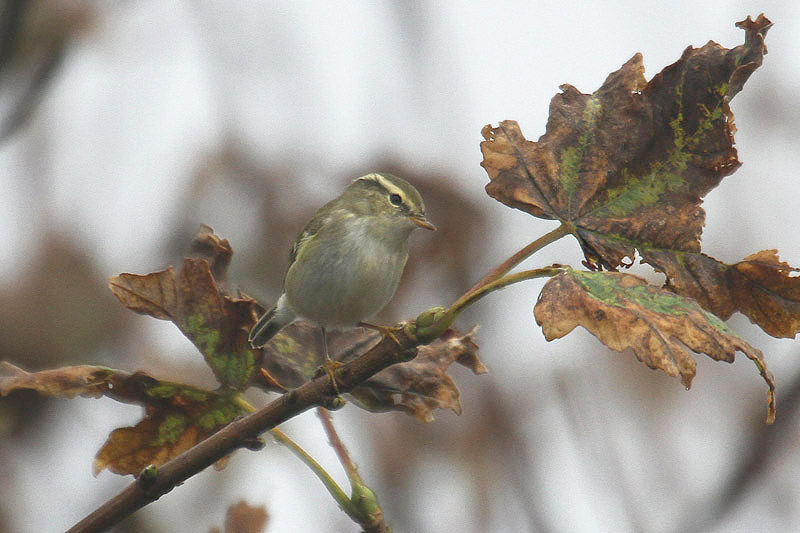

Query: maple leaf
[
  {"left": 0, "top": 363, "right": 248, "bottom": 475},
  {"left": 108, "top": 228, "right": 261, "bottom": 389},
  {"left": 482, "top": 15, "right": 771, "bottom": 269},
  {"left": 258, "top": 324, "right": 486, "bottom": 421},
  {"left": 479, "top": 15, "right": 800, "bottom": 339},
  {"left": 347, "top": 327, "right": 485, "bottom": 422},
  {"left": 534, "top": 268, "right": 776, "bottom": 423}
]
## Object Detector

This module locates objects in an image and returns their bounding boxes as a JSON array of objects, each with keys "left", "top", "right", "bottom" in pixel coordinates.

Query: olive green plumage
[{"left": 249, "top": 172, "right": 434, "bottom": 348}]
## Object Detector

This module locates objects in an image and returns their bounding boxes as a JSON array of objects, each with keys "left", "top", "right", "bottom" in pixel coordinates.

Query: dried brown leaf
[
  {"left": 534, "top": 268, "right": 775, "bottom": 423},
  {"left": 188, "top": 224, "right": 233, "bottom": 282},
  {"left": 481, "top": 15, "right": 771, "bottom": 269},
  {"left": 109, "top": 268, "right": 178, "bottom": 320},
  {"left": 644, "top": 249, "right": 800, "bottom": 338},
  {"left": 480, "top": 16, "right": 796, "bottom": 338},
  {"left": 0, "top": 362, "right": 114, "bottom": 398},
  {"left": 93, "top": 407, "right": 199, "bottom": 476},
  {"left": 347, "top": 327, "right": 485, "bottom": 422},
  {"left": 109, "top": 227, "right": 261, "bottom": 389},
  {"left": 93, "top": 382, "right": 247, "bottom": 476},
  {"left": 0, "top": 362, "right": 248, "bottom": 476}
]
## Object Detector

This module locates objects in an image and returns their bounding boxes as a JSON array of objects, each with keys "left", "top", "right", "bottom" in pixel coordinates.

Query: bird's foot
[
  {"left": 358, "top": 321, "right": 401, "bottom": 345},
  {"left": 314, "top": 358, "right": 346, "bottom": 409}
]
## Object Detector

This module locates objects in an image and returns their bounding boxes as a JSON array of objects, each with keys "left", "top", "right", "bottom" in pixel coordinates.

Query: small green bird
[{"left": 249, "top": 172, "right": 435, "bottom": 376}]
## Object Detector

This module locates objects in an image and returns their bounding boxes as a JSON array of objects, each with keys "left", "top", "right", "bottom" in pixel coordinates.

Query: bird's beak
[{"left": 411, "top": 215, "right": 437, "bottom": 231}]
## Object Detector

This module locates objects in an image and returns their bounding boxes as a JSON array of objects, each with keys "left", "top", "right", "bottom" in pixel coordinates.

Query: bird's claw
[
  {"left": 314, "top": 358, "right": 345, "bottom": 407},
  {"left": 358, "top": 322, "right": 401, "bottom": 345}
]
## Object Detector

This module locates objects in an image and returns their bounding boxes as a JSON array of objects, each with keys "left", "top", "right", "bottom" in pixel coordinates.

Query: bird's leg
[
  {"left": 320, "top": 327, "right": 342, "bottom": 397},
  {"left": 358, "top": 321, "right": 401, "bottom": 345}
]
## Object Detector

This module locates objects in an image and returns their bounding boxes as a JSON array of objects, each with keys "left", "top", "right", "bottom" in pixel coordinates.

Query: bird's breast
[{"left": 284, "top": 223, "right": 409, "bottom": 327}]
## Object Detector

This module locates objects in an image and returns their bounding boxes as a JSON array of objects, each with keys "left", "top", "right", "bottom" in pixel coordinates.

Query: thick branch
[{"left": 68, "top": 329, "right": 419, "bottom": 533}]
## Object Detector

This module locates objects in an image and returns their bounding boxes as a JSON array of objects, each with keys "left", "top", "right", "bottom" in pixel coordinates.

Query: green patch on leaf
[
  {"left": 185, "top": 313, "right": 256, "bottom": 389},
  {"left": 196, "top": 396, "right": 246, "bottom": 430},
  {"left": 535, "top": 267, "right": 776, "bottom": 423},
  {"left": 145, "top": 383, "right": 210, "bottom": 402},
  {"left": 155, "top": 414, "right": 188, "bottom": 446},
  {"left": 560, "top": 96, "right": 602, "bottom": 215},
  {"left": 570, "top": 269, "right": 735, "bottom": 336},
  {"left": 187, "top": 313, "right": 221, "bottom": 353}
]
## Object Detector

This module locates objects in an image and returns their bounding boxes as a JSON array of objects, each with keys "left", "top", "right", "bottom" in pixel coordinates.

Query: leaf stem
[
  {"left": 235, "top": 396, "right": 362, "bottom": 520},
  {"left": 413, "top": 222, "right": 572, "bottom": 342},
  {"left": 238, "top": 395, "right": 384, "bottom": 527},
  {"left": 270, "top": 427, "right": 362, "bottom": 520},
  {"left": 415, "top": 266, "right": 563, "bottom": 341},
  {"left": 461, "top": 222, "right": 571, "bottom": 301},
  {"left": 456, "top": 267, "right": 564, "bottom": 313},
  {"left": 233, "top": 395, "right": 257, "bottom": 413}
]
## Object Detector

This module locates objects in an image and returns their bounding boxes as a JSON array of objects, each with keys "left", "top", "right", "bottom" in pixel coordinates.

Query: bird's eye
[{"left": 389, "top": 193, "right": 403, "bottom": 206}]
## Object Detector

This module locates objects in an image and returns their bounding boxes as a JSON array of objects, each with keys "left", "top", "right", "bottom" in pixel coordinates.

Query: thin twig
[
  {"left": 315, "top": 408, "right": 390, "bottom": 531},
  {"left": 317, "top": 407, "right": 361, "bottom": 483}
]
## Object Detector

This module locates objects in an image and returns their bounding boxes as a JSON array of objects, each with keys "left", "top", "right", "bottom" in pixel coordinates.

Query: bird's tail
[{"left": 249, "top": 295, "right": 295, "bottom": 347}]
